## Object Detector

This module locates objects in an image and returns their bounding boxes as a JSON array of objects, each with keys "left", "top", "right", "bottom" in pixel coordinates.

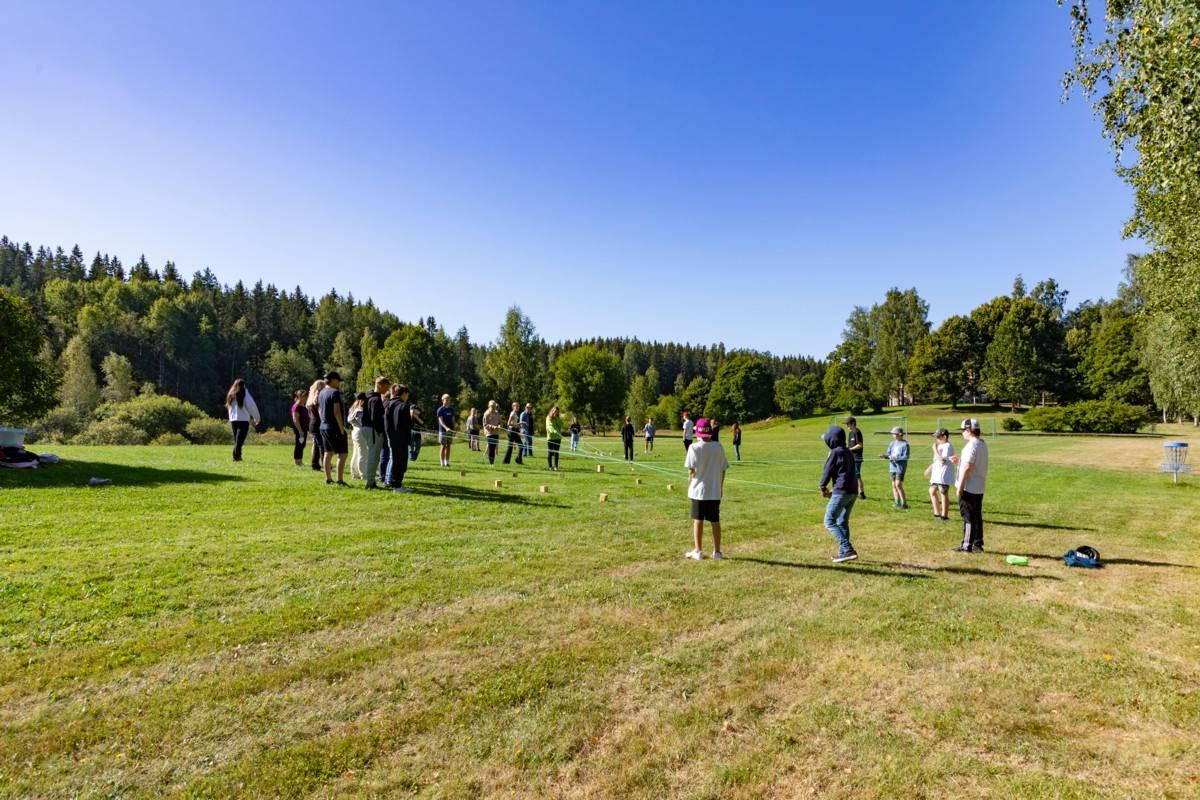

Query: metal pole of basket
[{"left": 1160, "top": 442, "right": 1191, "bottom": 484}]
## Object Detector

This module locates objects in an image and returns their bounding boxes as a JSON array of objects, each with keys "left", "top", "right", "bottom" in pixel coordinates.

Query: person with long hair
[
  {"left": 481, "top": 400, "right": 502, "bottom": 464},
  {"left": 545, "top": 404, "right": 564, "bottom": 471},
  {"left": 225, "top": 378, "right": 261, "bottom": 462},
  {"left": 465, "top": 407, "right": 480, "bottom": 451},
  {"left": 730, "top": 421, "right": 742, "bottom": 462},
  {"left": 289, "top": 388, "right": 309, "bottom": 466},
  {"left": 348, "top": 392, "right": 368, "bottom": 480},
  {"left": 306, "top": 379, "right": 326, "bottom": 471}
]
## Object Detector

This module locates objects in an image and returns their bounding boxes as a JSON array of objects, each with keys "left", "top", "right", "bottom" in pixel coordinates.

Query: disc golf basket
[{"left": 1160, "top": 442, "right": 1191, "bottom": 483}]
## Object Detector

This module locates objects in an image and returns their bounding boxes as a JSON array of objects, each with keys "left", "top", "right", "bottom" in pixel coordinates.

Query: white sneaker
[
  {"left": 393, "top": 486, "right": 413, "bottom": 494},
  {"left": 685, "top": 549, "right": 703, "bottom": 560},
  {"left": 711, "top": 551, "right": 724, "bottom": 560}
]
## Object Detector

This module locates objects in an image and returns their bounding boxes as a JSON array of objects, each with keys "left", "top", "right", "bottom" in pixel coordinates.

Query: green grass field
[{"left": 2, "top": 407, "right": 1198, "bottom": 798}]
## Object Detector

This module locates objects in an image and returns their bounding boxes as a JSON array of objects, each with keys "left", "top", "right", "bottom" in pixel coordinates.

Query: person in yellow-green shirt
[{"left": 545, "top": 405, "right": 564, "bottom": 471}]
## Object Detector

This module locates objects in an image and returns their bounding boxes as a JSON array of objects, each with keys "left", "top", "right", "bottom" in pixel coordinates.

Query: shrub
[
  {"left": 75, "top": 418, "right": 149, "bottom": 446},
  {"left": 150, "top": 432, "right": 190, "bottom": 446},
  {"left": 28, "top": 407, "right": 86, "bottom": 443},
  {"left": 96, "top": 395, "right": 206, "bottom": 440},
  {"left": 185, "top": 417, "right": 231, "bottom": 444},
  {"left": 1000, "top": 417, "right": 1023, "bottom": 432},
  {"left": 253, "top": 428, "right": 294, "bottom": 445},
  {"left": 1023, "top": 401, "right": 1147, "bottom": 434}
]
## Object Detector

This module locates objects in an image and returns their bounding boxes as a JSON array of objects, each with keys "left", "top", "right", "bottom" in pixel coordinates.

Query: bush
[
  {"left": 1023, "top": 401, "right": 1147, "bottom": 434},
  {"left": 150, "top": 432, "right": 190, "bottom": 446},
  {"left": 28, "top": 407, "right": 86, "bottom": 443},
  {"left": 1000, "top": 417, "right": 1023, "bottom": 432},
  {"left": 96, "top": 394, "right": 206, "bottom": 440},
  {"left": 75, "top": 418, "right": 149, "bottom": 446},
  {"left": 185, "top": 417, "right": 231, "bottom": 444},
  {"left": 253, "top": 428, "right": 294, "bottom": 445}
]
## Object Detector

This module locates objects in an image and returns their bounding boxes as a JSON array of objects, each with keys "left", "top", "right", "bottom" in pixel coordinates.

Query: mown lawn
[{"left": 1, "top": 407, "right": 1198, "bottom": 798}]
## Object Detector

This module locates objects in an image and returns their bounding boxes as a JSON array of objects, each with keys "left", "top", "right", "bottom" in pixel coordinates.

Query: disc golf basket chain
[{"left": 1160, "top": 442, "right": 1191, "bottom": 483}]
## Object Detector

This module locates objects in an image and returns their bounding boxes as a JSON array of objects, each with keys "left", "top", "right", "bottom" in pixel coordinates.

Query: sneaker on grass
[
  {"left": 685, "top": 549, "right": 703, "bottom": 560},
  {"left": 832, "top": 549, "right": 858, "bottom": 563},
  {"left": 393, "top": 486, "right": 414, "bottom": 494},
  {"left": 711, "top": 551, "right": 724, "bottom": 560}
]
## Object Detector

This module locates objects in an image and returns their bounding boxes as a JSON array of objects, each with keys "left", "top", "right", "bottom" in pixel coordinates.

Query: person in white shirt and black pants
[
  {"left": 951, "top": 418, "right": 989, "bottom": 553},
  {"left": 225, "top": 378, "right": 261, "bottom": 462}
]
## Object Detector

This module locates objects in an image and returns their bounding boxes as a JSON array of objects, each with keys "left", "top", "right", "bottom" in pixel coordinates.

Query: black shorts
[
  {"left": 690, "top": 499, "right": 720, "bottom": 522},
  {"left": 321, "top": 429, "right": 349, "bottom": 455}
]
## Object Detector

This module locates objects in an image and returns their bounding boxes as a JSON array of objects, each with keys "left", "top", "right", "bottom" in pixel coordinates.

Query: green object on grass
[{"left": 1006, "top": 555, "right": 1030, "bottom": 566}]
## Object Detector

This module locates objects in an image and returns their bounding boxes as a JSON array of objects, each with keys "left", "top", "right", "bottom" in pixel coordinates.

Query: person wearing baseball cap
[
  {"left": 684, "top": 417, "right": 729, "bottom": 560},
  {"left": 317, "top": 372, "right": 349, "bottom": 485},
  {"left": 950, "top": 418, "right": 988, "bottom": 552},
  {"left": 881, "top": 426, "right": 910, "bottom": 510}
]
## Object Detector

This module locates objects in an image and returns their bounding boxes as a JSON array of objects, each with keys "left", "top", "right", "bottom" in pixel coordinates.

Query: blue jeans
[
  {"left": 823, "top": 492, "right": 857, "bottom": 552},
  {"left": 522, "top": 431, "right": 533, "bottom": 458}
]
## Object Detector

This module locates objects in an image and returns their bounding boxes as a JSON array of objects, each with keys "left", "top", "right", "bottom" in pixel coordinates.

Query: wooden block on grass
[
  {"left": 539, "top": 485, "right": 549, "bottom": 493},
  {"left": 596, "top": 465, "right": 604, "bottom": 473},
  {"left": 494, "top": 480, "right": 503, "bottom": 488},
  {"left": 512, "top": 472, "right": 519, "bottom": 478},
  {"left": 666, "top": 483, "right": 674, "bottom": 491},
  {"left": 635, "top": 478, "right": 642, "bottom": 485},
  {"left": 599, "top": 493, "right": 608, "bottom": 502},
  {"left": 459, "top": 470, "right": 466, "bottom": 477}
]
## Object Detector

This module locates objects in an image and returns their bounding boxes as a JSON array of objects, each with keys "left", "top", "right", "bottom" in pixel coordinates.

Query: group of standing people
[
  {"left": 275, "top": 373, "right": 430, "bottom": 493},
  {"left": 817, "top": 416, "right": 989, "bottom": 562}
]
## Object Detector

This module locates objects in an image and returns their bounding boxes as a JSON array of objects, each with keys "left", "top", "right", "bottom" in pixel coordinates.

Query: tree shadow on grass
[
  {"left": 403, "top": 479, "right": 568, "bottom": 508},
  {"left": 987, "top": 519, "right": 1096, "bottom": 532},
  {"left": 0, "top": 460, "right": 245, "bottom": 489}
]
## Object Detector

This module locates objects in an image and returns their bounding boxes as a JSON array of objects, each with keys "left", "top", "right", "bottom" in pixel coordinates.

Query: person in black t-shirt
[
  {"left": 845, "top": 416, "right": 866, "bottom": 499},
  {"left": 318, "top": 372, "right": 349, "bottom": 485},
  {"left": 363, "top": 376, "right": 389, "bottom": 490},
  {"left": 621, "top": 416, "right": 636, "bottom": 461}
]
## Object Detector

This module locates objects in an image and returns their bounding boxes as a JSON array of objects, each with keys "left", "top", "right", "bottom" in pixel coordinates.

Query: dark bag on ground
[{"left": 1063, "top": 545, "right": 1101, "bottom": 569}]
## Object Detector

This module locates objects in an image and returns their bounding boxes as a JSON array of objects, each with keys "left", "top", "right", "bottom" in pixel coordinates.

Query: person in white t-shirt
[
  {"left": 950, "top": 418, "right": 989, "bottom": 553},
  {"left": 681, "top": 411, "right": 695, "bottom": 452},
  {"left": 923, "top": 427, "right": 955, "bottom": 521},
  {"left": 684, "top": 418, "right": 729, "bottom": 560}
]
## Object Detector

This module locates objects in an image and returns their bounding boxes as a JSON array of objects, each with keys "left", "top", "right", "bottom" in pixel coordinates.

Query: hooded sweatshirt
[{"left": 820, "top": 425, "right": 854, "bottom": 494}]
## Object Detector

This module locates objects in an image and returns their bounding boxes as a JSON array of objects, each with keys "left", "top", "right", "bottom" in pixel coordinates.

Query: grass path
[{"left": 1, "top": 408, "right": 1198, "bottom": 798}]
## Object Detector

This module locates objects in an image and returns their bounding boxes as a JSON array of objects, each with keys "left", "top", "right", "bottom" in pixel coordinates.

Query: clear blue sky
[{"left": 0, "top": 1, "right": 1133, "bottom": 357}]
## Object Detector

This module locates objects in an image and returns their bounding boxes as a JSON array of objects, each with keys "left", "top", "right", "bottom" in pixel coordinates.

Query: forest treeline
[{"left": 0, "top": 236, "right": 823, "bottom": 436}]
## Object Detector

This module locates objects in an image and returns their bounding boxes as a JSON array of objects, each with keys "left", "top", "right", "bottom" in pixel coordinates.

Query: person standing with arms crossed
[
  {"left": 289, "top": 388, "right": 309, "bottom": 466},
  {"left": 436, "top": 393, "right": 455, "bottom": 467},
  {"left": 845, "top": 416, "right": 866, "bottom": 499},
  {"left": 681, "top": 411, "right": 695, "bottom": 452},
  {"left": 951, "top": 418, "right": 989, "bottom": 553},
  {"left": 318, "top": 372, "right": 349, "bottom": 486}
]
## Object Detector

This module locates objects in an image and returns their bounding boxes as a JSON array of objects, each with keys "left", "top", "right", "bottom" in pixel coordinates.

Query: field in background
[{"left": 2, "top": 406, "right": 1198, "bottom": 798}]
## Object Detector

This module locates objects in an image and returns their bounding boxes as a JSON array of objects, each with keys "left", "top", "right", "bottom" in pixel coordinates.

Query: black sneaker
[
  {"left": 325, "top": 479, "right": 333, "bottom": 485},
  {"left": 951, "top": 545, "right": 970, "bottom": 552},
  {"left": 859, "top": 493, "right": 867, "bottom": 500},
  {"left": 336, "top": 480, "right": 350, "bottom": 487},
  {"left": 969, "top": 545, "right": 984, "bottom": 553},
  {"left": 832, "top": 550, "right": 858, "bottom": 563}
]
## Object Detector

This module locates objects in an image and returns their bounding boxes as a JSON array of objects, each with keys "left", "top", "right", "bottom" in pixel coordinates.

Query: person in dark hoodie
[
  {"left": 819, "top": 425, "right": 859, "bottom": 563},
  {"left": 384, "top": 383, "right": 414, "bottom": 494}
]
